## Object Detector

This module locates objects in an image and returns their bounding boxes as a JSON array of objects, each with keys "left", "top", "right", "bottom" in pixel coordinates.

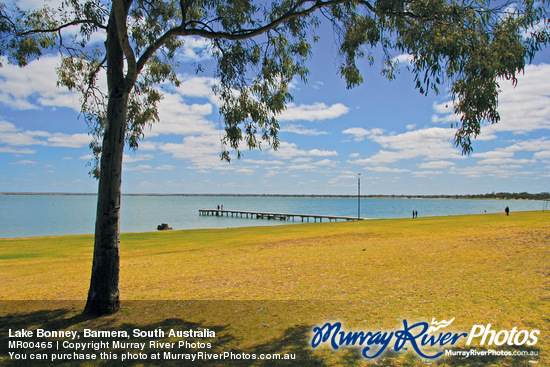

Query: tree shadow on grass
[{"left": 0, "top": 302, "right": 544, "bottom": 367}]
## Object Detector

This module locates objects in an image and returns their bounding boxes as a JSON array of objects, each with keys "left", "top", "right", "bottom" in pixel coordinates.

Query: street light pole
[{"left": 358, "top": 173, "right": 361, "bottom": 219}]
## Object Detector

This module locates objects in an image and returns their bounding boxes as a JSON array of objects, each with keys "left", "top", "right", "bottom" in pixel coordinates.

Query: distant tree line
[
  {"left": 383, "top": 192, "right": 550, "bottom": 200},
  {"left": 3, "top": 192, "right": 550, "bottom": 200},
  {"left": 1, "top": 192, "right": 549, "bottom": 200},
  {"left": 461, "top": 192, "right": 550, "bottom": 200}
]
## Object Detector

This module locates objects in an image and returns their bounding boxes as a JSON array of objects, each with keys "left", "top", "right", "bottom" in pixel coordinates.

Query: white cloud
[
  {"left": 0, "top": 121, "right": 18, "bottom": 133},
  {"left": 498, "top": 164, "right": 523, "bottom": 169},
  {"left": 0, "top": 147, "right": 37, "bottom": 154},
  {"left": 158, "top": 133, "right": 230, "bottom": 170},
  {"left": 308, "top": 149, "right": 338, "bottom": 157},
  {"left": 178, "top": 37, "right": 213, "bottom": 61},
  {"left": 477, "top": 158, "right": 534, "bottom": 165},
  {"left": 47, "top": 133, "right": 91, "bottom": 148},
  {"left": 292, "top": 157, "right": 312, "bottom": 163},
  {"left": 327, "top": 173, "right": 358, "bottom": 185},
  {"left": 418, "top": 161, "right": 456, "bottom": 169},
  {"left": 264, "top": 170, "right": 282, "bottom": 177},
  {"left": 342, "top": 127, "right": 385, "bottom": 142},
  {"left": 149, "top": 93, "right": 215, "bottom": 137},
  {"left": 123, "top": 154, "right": 155, "bottom": 163},
  {"left": 0, "top": 56, "right": 220, "bottom": 142},
  {"left": 269, "top": 142, "right": 337, "bottom": 160},
  {"left": 373, "top": 127, "right": 456, "bottom": 151},
  {"left": 534, "top": 150, "right": 550, "bottom": 159},
  {"left": 281, "top": 124, "right": 329, "bottom": 136},
  {"left": 9, "top": 160, "right": 40, "bottom": 165},
  {"left": 136, "top": 141, "right": 159, "bottom": 151},
  {"left": 312, "top": 81, "right": 324, "bottom": 90},
  {"left": 278, "top": 102, "right": 349, "bottom": 122},
  {"left": 315, "top": 159, "right": 338, "bottom": 167},
  {"left": 489, "top": 63, "right": 550, "bottom": 134},
  {"left": 233, "top": 168, "right": 254, "bottom": 174},
  {"left": 364, "top": 166, "right": 410, "bottom": 173},
  {"left": 474, "top": 132, "right": 498, "bottom": 141},
  {"left": 432, "top": 101, "right": 453, "bottom": 115},
  {"left": 392, "top": 54, "right": 414, "bottom": 64},
  {"left": 504, "top": 138, "right": 550, "bottom": 152},
  {"left": 348, "top": 127, "right": 463, "bottom": 166},
  {"left": 0, "top": 121, "right": 90, "bottom": 148},
  {"left": 432, "top": 64, "right": 550, "bottom": 136},
  {"left": 287, "top": 163, "right": 317, "bottom": 171},
  {"left": 0, "top": 125, "right": 41, "bottom": 146},
  {"left": 472, "top": 150, "right": 514, "bottom": 159},
  {"left": 352, "top": 150, "right": 406, "bottom": 164},
  {"left": 453, "top": 165, "right": 534, "bottom": 179},
  {"left": 413, "top": 170, "right": 443, "bottom": 177},
  {"left": 0, "top": 56, "right": 79, "bottom": 111},
  {"left": 159, "top": 135, "right": 219, "bottom": 159},
  {"left": 123, "top": 164, "right": 176, "bottom": 172},
  {"left": 243, "top": 159, "right": 285, "bottom": 166},
  {"left": 124, "top": 164, "right": 153, "bottom": 172},
  {"left": 174, "top": 76, "right": 217, "bottom": 100}
]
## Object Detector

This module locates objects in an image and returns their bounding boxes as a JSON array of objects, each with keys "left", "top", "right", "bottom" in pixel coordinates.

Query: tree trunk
[
  {"left": 83, "top": 91, "right": 127, "bottom": 316},
  {"left": 83, "top": 5, "right": 129, "bottom": 316}
]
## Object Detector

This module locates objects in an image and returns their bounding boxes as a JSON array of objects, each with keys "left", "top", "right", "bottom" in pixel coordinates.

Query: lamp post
[{"left": 357, "top": 173, "right": 361, "bottom": 219}]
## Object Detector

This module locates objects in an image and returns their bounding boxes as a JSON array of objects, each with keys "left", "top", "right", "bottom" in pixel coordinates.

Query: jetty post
[{"left": 358, "top": 172, "right": 361, "bottom": 219}]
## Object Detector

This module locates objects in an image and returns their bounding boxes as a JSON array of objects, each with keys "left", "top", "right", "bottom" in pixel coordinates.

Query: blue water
[{"left": 0, "top": 194, "right": 545, "bottom": 238}]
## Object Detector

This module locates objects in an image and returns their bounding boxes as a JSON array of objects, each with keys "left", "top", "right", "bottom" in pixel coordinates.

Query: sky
[{"left": 1, "top": 3, "right": 549, "bottom": 195}]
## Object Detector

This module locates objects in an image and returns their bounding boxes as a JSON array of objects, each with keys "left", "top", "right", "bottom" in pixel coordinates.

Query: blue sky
[{"left": 1, "top": 3, "right": 549, "bottom": 195}]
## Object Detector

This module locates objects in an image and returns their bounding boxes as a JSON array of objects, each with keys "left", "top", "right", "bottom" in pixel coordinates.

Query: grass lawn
[{"left": 0, "top": 211, "right": 548, "bottom": 366}]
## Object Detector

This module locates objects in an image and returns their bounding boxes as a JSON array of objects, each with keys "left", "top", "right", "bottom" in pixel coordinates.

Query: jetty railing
[{"left": 198, "top": 209, "right": 364, "bottom": 222}]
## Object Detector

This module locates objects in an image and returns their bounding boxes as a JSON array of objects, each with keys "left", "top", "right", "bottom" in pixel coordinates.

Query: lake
[{"left": 0, "top": 194, "right": 545, "bottom": 238}]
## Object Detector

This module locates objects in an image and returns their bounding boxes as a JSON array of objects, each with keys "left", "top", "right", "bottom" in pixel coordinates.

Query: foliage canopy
[{"left": 2, "top": 0, "right": 548, "bottom": 161}]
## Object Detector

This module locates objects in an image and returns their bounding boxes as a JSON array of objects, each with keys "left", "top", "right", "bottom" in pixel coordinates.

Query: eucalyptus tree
[{"left": 1, "top": 0, "right": 547, "bottom": 315}]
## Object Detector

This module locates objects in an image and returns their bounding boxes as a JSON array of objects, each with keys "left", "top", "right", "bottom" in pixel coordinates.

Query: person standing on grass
[{"left": 505, "top": 206, "right": 510, "bottom": 216}]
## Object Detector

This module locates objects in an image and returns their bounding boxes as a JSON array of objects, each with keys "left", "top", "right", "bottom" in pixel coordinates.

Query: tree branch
[
  {"left": 136, "top": 0, "right": 355, "bottom": 74},
  {"left": 17, "top": 19, "right": 107, "bottom": 36},
  {"left": 189, "top": 0, "right": 344, "bottom": 40},
  {"left": 113, "top": 0, "right": 137, "bottom": 85},
  {"left": 179, "top": 0, "right": 195, "bottom": 27},
  {"left": 133, "top": 0, "right": 450, "bottom": 82}
]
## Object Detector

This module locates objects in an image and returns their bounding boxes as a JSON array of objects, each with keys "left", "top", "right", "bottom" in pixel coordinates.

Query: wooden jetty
[{"left": 198, "top": 209, "right": 364, "bottom": 223}]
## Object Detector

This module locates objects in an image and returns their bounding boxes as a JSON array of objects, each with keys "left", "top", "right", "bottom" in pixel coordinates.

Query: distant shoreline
[{"left": 1, "top": 192, "right": 548, "bottom": 200}]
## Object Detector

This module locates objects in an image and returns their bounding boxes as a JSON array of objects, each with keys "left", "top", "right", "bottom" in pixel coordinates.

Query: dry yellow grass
[{"left": 0, "top": 211, "right": 548, "bottom": 366}]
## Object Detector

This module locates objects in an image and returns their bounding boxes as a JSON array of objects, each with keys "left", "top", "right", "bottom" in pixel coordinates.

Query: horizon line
[{"left": 1, "top": 192, "right": 548, "bottom": 198}]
